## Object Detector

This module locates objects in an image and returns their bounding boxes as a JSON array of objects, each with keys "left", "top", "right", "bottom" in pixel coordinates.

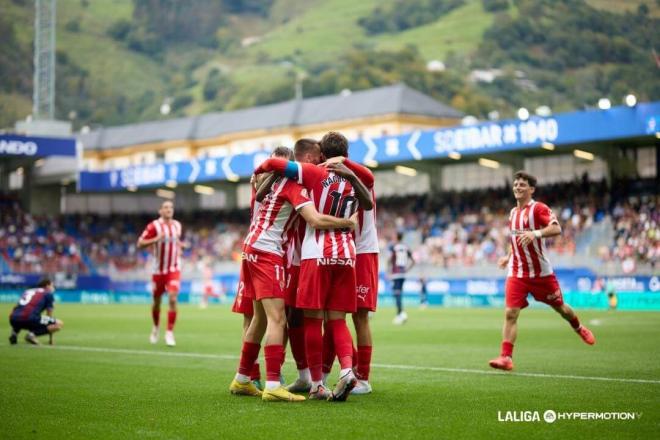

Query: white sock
[
  {"left": 340, "top": 368, "right": 353, "bottom": 378},
  {"left": 322, "top": 372, "right": 329, "bottom": 384},
  {"left": 298, "top": 368, "right": 311, "bottom": 383},
  {"left": 265, "top": 380, "right": 280, "bottom": 391},
  {"left": 235, "top": 373, "right": 250, "bottom": 384}
]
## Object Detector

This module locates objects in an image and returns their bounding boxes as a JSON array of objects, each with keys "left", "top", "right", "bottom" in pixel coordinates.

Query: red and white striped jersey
[
  {"left": 295, "top": 163, "right": 358, "bottom": 260},
  {"left": 355, "top": 188, "right": 379, "bottom": 254},
  {"left": 244, "top": 177, "right": 312, "bottom": 257},
  {"left": 507, "top": 200, "right": 559, "bottom": 278},
  {"left": 140, "top": 219, "right": 183, "bottom": 275},
  {"left": 283, "top": 218, "right": 304, "bottom": 268}
]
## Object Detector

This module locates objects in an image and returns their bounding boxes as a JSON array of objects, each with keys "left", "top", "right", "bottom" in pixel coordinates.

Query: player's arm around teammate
[
  {"left": 321, "top": 156, "right": 374, "bottom": 210},
  {"left": 254, "top": 173, "right": 279, "bottom": 203},
  {"left": 325, "top": 162, "right": 373, "bottom": 210}
]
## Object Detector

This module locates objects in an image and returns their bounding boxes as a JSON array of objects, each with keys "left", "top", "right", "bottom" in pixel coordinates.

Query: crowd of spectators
[
  {"left": 1, "top": 177, "right": 656, "bottom": 276},
  {"left": 598, "top": 194, "right": 659, "bottom": 273},
  {"left": 377, "top": 177, "right": 612, "bottom": 268}
]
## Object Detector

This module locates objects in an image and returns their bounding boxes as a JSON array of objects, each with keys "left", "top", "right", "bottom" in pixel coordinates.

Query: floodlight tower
[{"left": 33, "top": 0, "right": 56, "bottom": 120}]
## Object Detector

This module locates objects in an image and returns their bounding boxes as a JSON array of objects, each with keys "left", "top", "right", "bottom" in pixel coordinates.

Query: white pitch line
[
  {"left": 23, "top": 344, "right": 660, "bottom": 385},
  {"left": 370, "top": 363, "right": 660, "bottom": 385}
]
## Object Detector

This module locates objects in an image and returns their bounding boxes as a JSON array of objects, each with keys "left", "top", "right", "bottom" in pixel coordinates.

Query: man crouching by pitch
[{"left": 9, "top": 278, "right": 63, "bottom": 345}]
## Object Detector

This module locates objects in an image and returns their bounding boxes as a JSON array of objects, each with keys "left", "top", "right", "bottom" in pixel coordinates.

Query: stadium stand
[{"left": 2, "top": 175, "right": 656, "bottom": 278}]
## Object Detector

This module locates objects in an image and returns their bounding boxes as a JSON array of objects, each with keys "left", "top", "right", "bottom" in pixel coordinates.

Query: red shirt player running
[
  {"left": 489, "top": 171, "right": 596, "bottom": 371},
  {"left": 138, "top": 200, "right": 183, "bottom": 347}
]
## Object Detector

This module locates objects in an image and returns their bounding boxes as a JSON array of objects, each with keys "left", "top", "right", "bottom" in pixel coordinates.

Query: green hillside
[{"left": 0, "top": 0, "right": 658, "bottom": 129}]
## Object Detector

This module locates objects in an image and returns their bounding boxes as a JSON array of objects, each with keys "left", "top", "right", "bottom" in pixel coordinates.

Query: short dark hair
[
  {"left": 397, "top": 231, "right": 404, "bottom": 241},
  {"left": 294, "top": 138, "right": 319, "bottom": 159},
  {"left": 272, "top": 145, "right": 294, "bottom": 160},
  {"left": 37, "top": 278, "right": 52, "bottom": 288},
  {"left": 513, "top": 170, "right": 537, "bottom": 188},
  {"left": 320, "top": 132, "right": 348, "bottom": 158}
]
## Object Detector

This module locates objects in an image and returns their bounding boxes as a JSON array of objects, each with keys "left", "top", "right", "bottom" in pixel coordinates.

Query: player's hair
[
  {"left": 294, "top": 138, "right": 319, "bottom": 159},
  {"left": 161, "top": 200, "right": 174, "bottom": 207},
  {"left": 37, "top": 278, "right": 52, "bottom": 288},
  {"left": 320, "top": 131, "right": 349, "bottom": 158},
  {"left": 397, "top": 231, "right": 404, "bottom": 241},
  {"left": 272, "top": 145, "right": 294, "bottom": 160},
  {"left": 513, "top": 170, "right": 538, "bottom": 188}
]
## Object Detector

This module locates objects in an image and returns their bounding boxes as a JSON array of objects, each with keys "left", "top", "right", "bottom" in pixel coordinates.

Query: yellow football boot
[
  {"left": 262, "top": 386, "right": 306, "bottom": 402},
  {"left": 229, "top": 379, "right": 262, "bottom": 396}
]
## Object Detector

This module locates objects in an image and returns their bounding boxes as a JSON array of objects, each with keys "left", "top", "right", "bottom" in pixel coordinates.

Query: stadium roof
[{"left": 79, "top": 83, "right": 463, "bottom": 151}]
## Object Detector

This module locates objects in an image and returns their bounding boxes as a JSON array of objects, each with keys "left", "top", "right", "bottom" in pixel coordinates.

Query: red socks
[
  {"left": 327, "top": 319, "right": 354, "bottom": 370},
  {"left": 357, "top": 345, "right": 372, "bottom": 380},
  {"left": 250, "top": 362, "right": 261, "bottom": 381},
  {"left": 304, "top": 317, "right": 324, "bottom": 382},
  {"left": 167, "top": 310, "right": 177, "bottom": 331},
  {"left": 151, "top": 308, "right": 160, "bottom": 326},
  {"left": 322, "top": 322, "right": 335, "bottom": 374},
  {"left": 501, "top": 340, "right": 514, "bottom": 358},
  {"left": 288, "top": 326, "right": 308, "bottom": 370},
  {"left": 264, "top": 345, "right": 285, "bottom": 382},
  {"left": 238, "top": 342, "right": 261, "bottom": 376},
  {"left": 569, "top": 316, "right": 581, "bottom": 330}
]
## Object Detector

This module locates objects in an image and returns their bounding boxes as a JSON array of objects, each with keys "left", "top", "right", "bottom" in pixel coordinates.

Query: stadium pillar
[
  {"left": 19, "top": 164, "right": 34, "bottom": 211},
  {"left": 600, "top": 145, "right": 637, "bottom": 181},
  {"left": 0, "top": 162, "right": 9, "bottom": 192},
  {"left": 656, "top": 144, "right": 659, "bottom": 179},
  {"left": 416, "top": 161, "right": 443, "bottom": 194},
  {"left": 496, "top": 153, "right": 524, "bottom": 173},
  {"left": 29, "top": 184, "right": 62, "bottom": 215}
]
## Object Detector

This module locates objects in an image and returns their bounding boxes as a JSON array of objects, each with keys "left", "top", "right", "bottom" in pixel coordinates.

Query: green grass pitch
[{"left": 1, "top": 304, "right": 658, "bottom": 439}]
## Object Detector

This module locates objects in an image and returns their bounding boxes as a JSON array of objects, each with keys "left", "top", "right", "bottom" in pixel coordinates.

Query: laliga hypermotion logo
[{"left": 498, "top": 410, "right": 642, "bottom": 423}]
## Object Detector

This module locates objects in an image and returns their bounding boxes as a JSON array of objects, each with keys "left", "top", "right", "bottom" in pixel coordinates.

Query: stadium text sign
[
  {"left": 78, "top": 102, "right": 660, "bottom": 191},
  {"left": 0, "top": 134, "right": 76, "bottom": 157},
  {"left": 434, "top": 118, "right": 558, "bottom": 153}
]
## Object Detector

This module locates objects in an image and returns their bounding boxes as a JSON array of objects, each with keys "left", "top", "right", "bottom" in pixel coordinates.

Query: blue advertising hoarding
[
  {"left": 1, "top": 272, "right": 659, "bottom": 311},
  {"left": 78, "top": 101, "right": 660, "bottom": 192},
  {"left": 0, "top": 133, "right": 77, "bottom": 158}
]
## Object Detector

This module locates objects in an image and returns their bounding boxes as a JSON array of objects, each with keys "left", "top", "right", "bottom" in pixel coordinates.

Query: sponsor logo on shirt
[
  {"left": 316, "top": 257, "right": 355, "bottom": 267},
  {"left": 241, "top": 252, "right": 258, "bottom": 263},
  {"left": 356, "top": 285, "right": 369, "bottom": 301}
]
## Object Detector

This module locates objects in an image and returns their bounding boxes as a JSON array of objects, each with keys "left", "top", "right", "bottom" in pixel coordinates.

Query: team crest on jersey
[{"left": 301, "top": 188, "right": 309, "bottom": 198}]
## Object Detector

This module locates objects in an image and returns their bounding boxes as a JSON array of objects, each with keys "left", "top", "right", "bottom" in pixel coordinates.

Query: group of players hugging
[{"left": 228, "top": 132, "right": 379, "bottom": 402}]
